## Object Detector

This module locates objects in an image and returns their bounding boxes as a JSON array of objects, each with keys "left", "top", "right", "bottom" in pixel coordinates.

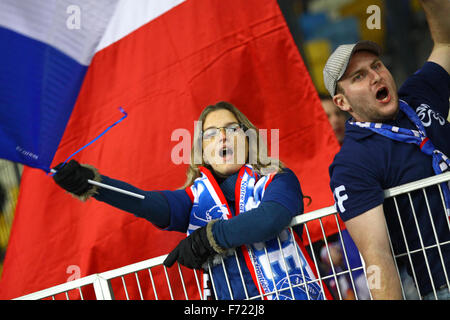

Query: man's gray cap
[{"left": 323, "top": 40, "right": 382, "bottom": 97}]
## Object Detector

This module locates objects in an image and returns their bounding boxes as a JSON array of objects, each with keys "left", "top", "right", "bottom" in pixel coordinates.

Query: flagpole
[{"left": 50, "top": 169, "right": 145, "bottom": 199}]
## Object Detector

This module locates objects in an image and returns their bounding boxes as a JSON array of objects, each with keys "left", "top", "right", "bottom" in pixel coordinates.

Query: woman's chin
[{"left": 211, "top": 163, "right": 243, "bottom": 177}]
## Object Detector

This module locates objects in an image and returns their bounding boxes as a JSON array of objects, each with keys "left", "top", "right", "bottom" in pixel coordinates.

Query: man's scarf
[
  {"left": 186, "top": 165, "right": 327, "bottom": 300},
  {"left": 349, "top": 100, "right": 450, "bottom": 216}
]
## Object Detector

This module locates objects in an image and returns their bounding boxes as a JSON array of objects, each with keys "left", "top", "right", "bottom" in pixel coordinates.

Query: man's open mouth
[{"left": 376, "top": 86, "right": 391, "bottom": 103}]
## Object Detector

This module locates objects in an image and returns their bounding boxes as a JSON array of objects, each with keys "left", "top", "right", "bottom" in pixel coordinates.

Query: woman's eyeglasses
[{"left": 202, "top": 123, "right": 245, "bottom": 140}]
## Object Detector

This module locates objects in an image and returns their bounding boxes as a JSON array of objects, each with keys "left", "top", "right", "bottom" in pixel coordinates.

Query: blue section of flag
[{"left": 0, "top": 26, "right": 87, "bottom": 171}]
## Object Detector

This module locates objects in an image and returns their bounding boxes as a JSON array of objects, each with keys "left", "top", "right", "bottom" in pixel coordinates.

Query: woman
[{"left": 53, "top": 101, "right": 327, "bottom": 300}]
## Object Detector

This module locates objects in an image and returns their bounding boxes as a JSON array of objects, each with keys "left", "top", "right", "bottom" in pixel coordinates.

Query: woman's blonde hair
[{"left": 181, "top": 101, "right": 284, "bottom": 189}]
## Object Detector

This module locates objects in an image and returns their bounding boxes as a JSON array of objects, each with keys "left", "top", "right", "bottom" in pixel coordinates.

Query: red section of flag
[{"left": 0, "top": 0, "right": 340, "bottom": 299}]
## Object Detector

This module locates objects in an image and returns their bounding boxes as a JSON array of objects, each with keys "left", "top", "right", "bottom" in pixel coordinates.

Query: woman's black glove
[
  {"left": 52, "top": 160, "right": 98, "bottom": 199},
  {"left": 164, "top": 221, "right": 225, "bottom": 269}
]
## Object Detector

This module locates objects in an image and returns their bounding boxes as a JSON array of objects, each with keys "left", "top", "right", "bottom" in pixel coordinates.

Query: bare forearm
[
  {"left": 344, "top": 205, "right": 403, "bottom": 300},
  {"left": 420, "top": 0, "right": 450, "bottom": 73},
  {"left": 364, "top": 254, "right": 403, "bottom": 300},
  {"left": 420, "top": 0, "right": 450, "bottom": 44}
]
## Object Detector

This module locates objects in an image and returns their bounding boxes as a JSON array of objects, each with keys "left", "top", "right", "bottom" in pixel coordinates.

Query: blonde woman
[{"left": 53, "top": 101, "right": 328, "bottom": 300}]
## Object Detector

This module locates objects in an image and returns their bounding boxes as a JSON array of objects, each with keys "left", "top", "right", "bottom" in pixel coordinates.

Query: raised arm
[
  {"left": 52, "top": 159, "right": 192, "bottom": 230},
  {"left": 420, "top": 0, "right": 450, "bottom": 73},
  {"left": 344, "top": 204, "right": 403, "bottom": 300}
]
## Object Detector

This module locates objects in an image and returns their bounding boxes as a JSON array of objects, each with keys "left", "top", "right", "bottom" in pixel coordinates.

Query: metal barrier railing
[{"left": 14, "top": 172, "right": 450, "bottom": 300}]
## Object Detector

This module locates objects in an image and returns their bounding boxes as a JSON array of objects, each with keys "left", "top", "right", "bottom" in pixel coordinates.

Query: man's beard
[{"left": 346, "top": 94, "right": 399, "bottom": 123}]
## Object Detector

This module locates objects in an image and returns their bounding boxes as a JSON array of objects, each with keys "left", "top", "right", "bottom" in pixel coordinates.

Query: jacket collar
[{"left": 211, "top": 169, "right": 238, "bottom": 201}]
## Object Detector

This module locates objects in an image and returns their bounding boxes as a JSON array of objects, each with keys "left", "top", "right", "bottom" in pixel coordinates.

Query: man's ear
[{"left": 333, "top": 93, "right": 351, "bottom": 113}]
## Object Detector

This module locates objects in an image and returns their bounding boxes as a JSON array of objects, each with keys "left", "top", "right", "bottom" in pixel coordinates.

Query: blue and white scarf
[
  {"left": 349, "top": 100, "right": 450, "bottom": 216},
  {"left": 186, "top": 165, "right": 327, "bottom": 300}
]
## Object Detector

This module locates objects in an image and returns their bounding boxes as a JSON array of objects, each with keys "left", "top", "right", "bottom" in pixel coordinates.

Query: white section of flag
[
  {"left": 0, "top": 0, "right": 118, "bottom": 66},
  {"left": 95, "top": 0, "right": 186, "bottom": 53}
]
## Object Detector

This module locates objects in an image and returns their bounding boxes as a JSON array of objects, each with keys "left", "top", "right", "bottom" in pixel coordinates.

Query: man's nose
[{"left": 369, "top": 69, "right": 381, "bottom": 84}]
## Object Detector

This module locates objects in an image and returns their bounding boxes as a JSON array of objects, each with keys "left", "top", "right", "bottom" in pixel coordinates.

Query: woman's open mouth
[
  {"left": 375, "top": 86, "right": 391, "bottom": 103},
  {"left": 218, "top": 146, "right": 234, "bottom": 161}
]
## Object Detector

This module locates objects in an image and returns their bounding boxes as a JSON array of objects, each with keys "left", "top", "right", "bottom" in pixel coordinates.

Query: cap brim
[{"left": 337, "top": 40, "right": 382, "bottom": 82}]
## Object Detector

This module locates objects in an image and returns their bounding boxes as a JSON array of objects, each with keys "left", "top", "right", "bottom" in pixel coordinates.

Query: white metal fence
[{"left": 14, "top": 172, "right": 450, "bottom": 300}]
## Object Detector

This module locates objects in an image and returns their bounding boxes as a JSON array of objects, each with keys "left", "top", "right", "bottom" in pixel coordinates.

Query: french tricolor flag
[
  {"left": 0, "top": 0, "right": 341, "bottom": 299},
  {"left": 0, "top": 0, "right": 184, "bottom": 171}
]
